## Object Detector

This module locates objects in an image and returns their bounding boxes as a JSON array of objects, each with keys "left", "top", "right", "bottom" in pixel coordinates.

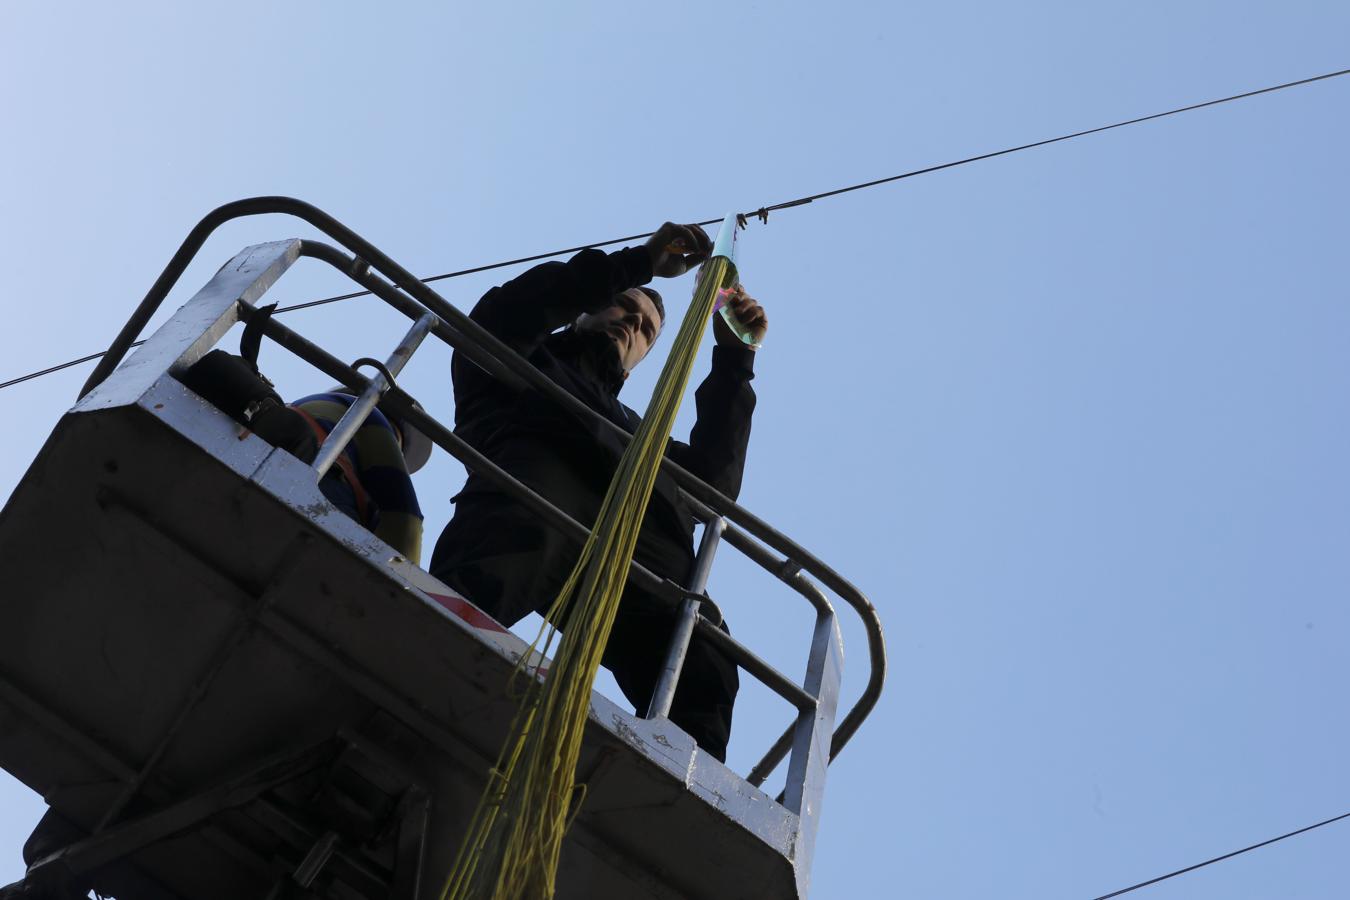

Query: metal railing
[{"left": 78, "top": 198, "right": 887, "bottom": 808}]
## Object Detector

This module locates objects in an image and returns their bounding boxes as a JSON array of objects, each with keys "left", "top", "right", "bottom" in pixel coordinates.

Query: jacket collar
[{"left": 547, "top": 328, "right": 626, "bottom": 396}]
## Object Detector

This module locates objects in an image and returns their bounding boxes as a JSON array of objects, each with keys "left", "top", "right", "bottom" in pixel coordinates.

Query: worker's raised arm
[
  {"left": 466, "top": 222, "right": 712, "bottom": 359},
  {"left": 467, "top": 247, "right": 653, "bottom": 358},
  {"left": 667, "top": 286, "right": 767, "bottom": 500}
]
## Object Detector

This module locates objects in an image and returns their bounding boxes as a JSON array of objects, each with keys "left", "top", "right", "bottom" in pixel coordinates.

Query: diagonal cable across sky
[{"left": 1, "top": 65, "right": 1345, "bottom": 395}]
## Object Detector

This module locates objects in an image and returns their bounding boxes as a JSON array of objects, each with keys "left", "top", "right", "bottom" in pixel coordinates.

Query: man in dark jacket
[{"left": 430, "top": 221, "right": 768, "bottom": 762}]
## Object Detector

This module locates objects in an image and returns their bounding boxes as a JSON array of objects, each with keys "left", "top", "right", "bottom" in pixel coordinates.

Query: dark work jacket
[{"left": 429, "top": 246, "right": 757, "bottom": 625}]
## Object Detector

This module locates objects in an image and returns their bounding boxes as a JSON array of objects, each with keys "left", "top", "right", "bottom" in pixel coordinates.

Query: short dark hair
[{"left": 639, "top": 287, "right": 665, "bottom": 322}]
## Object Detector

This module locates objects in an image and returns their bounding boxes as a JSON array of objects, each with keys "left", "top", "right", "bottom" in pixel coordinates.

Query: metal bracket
[{"left": 23, "top": 738, "right": 345, "bottom": 894}]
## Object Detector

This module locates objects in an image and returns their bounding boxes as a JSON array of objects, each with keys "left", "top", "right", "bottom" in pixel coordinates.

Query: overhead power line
[
  {"left": 1090, "top": 809, "right": 1350, "bottom": 899},
  {"left": 2, "top": 65, "right": 1347, "bottom": 395},
  {"left": 0, "top": 351, "right": 117, "bottom": 391}
]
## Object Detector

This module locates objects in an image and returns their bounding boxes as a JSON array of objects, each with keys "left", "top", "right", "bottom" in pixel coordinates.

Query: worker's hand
[
  {"left": 645, "top": 222, "right": 713, "bottom": 278},
  {"left": 714, "top": 284, "right": 768, "bottom": 349}
]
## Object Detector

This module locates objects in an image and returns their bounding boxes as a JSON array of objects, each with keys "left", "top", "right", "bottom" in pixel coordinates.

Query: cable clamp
[{"left": 735, "top": 207, "right": 773, "bottom": 229}]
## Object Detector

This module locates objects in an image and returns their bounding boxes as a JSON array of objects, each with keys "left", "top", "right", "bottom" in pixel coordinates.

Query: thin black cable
[
  {"left": 760, "top": 66, "right": 1350, "bottom": 212},
  {"left": 1091, "top": 809, "right": 1350, "bottom": 899},
  {"left": 0, "top": 348, "right": 137, "bottom": 391},
  {"left": 4, "top": 65, "right": 1347, "bottom": 392}
]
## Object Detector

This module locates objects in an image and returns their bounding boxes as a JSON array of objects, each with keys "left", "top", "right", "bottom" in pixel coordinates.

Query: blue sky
[{"left": 2, "top": 2, "right": 1348, "bottom": 897}]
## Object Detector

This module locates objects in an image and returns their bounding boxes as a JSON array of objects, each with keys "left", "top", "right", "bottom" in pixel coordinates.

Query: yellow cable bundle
[{"left": 442, "top": 217, "right": 741, "bottom": 900}]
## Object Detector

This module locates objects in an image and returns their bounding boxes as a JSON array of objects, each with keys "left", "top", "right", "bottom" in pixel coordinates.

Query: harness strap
[
  {"left": 239, "top": 303, "right": 278, "bottom": 372},
  {"left": 288, "top": 406, "right": 373, "bottom": 526}
]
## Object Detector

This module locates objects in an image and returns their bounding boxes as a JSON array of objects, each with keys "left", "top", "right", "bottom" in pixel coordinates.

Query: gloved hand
[
  {"left": 713, "top": 284, "right": 768, "bottom": 349},
  {"left": 644, "top": 222, "right": 713, "bottom": 278}
]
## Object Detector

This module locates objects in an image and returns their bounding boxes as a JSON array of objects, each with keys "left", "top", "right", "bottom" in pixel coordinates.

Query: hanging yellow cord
[{"left": 441, "top": 216, "right": 741, "bottom": 900}]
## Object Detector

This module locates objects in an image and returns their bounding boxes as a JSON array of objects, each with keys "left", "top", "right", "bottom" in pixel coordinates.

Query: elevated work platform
[{"left": 0, "top": 199, "right": 885, "bottom": 899}]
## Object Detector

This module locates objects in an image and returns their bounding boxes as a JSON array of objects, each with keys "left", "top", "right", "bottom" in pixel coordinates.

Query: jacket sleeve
[
  {"left": 667, "top": 345, "right": 757, "bottom": 500},
  {"left": 465, "top": 246, "right": 654, "bottom": 358}
]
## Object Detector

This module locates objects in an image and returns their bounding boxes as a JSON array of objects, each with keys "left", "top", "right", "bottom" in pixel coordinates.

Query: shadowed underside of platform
[{"left": 0, "top": 376, "right": 803, "bottom": 899}]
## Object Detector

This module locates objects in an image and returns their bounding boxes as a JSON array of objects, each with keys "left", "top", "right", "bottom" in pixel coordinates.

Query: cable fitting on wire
[{"left": 736, "top": 207, "right": 773, "bottom": 230}]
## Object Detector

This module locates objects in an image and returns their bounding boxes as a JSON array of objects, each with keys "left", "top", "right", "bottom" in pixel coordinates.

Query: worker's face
[{"left": 575, "top": 288, "right": 663, "bottom": 373}]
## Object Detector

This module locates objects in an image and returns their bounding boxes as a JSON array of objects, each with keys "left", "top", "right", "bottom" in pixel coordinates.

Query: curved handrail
[{"left": 80, "top": 197, "right": 886, "bottom": 764}]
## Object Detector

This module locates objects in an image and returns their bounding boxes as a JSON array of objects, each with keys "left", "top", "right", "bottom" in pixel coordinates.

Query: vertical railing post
[
  {"left": 782, "top": 611, "right": 843, "bottom": 897},
  {"left": 645, "top": 517, "right": 728, "bottom": 720},
  {"left": 312, "top": 313, "right": 437, "bottom": 478}
]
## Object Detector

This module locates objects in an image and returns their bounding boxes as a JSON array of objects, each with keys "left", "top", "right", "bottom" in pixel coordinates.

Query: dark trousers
[{"left": 431, "top": 496, "right": 739, "bottom": 762}]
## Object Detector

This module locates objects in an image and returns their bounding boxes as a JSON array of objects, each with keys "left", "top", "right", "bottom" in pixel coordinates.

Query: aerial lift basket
[{"left": 0, "top": 199, "right": 885, "bottom": 899}]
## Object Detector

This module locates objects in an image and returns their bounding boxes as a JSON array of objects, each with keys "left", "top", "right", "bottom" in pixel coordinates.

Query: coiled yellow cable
[{"left": 441, "top": 220, "right": 739, "bottom": 900}]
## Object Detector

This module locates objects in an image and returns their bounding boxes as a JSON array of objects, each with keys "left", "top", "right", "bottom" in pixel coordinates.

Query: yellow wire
[{"left": 442, "top": 253, "right": 735, "bottom": 900}]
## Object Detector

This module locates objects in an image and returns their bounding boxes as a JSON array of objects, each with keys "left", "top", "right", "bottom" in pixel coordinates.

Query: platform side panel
[{"left": 0, "top": 409, "right": 275, "bottom": 774}]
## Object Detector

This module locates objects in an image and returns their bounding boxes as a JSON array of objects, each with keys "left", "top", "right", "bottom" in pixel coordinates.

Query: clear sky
[{"left": 2, "top": 2, "right": 1348, "bottom": 897}]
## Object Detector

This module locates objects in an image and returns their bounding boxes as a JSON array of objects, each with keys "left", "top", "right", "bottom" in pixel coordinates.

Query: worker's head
[{"left": 574, "top": 287, "right": 664, "bottom": 374}]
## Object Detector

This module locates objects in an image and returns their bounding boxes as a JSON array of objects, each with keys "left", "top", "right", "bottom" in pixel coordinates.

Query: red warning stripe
[{"left": 425, "top": 591, "right": 510, "bottom": 633}]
